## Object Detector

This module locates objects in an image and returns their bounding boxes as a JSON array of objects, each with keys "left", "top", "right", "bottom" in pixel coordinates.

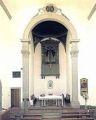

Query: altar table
[{"left": 38, "top": 95, "right": 63, "bottom": 106}]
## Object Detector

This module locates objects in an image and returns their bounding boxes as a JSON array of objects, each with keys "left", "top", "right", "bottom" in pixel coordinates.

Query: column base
[
  {"left": 71, "top": 100, "right": 80, "bottom": 108},
  {"left": 22, "top": 98, "right": 30, "bottom": 110},
  {"left": 0, "top": 107, "right": 2, "bottom": 111},
  {"left": 0, "top": 102, "right": 2, "bottom": 111}
]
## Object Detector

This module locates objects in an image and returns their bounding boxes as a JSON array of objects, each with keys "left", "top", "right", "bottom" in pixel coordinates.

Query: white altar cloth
[{"left": 39, "top": 95, "right": 63, "bottom": 106}]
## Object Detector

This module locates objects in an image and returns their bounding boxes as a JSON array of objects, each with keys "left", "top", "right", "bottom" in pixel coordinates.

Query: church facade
[{"left": 0, "top": 1, "right": 96, "bottom": 109}]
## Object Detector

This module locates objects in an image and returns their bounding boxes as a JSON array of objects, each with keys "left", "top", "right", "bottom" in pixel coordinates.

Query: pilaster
[
  {"left": 21, "top": 40, "right": 30, "bottom": 109},
  {"left": 70, "top": 40, "right": 80, "bottom": 108}
]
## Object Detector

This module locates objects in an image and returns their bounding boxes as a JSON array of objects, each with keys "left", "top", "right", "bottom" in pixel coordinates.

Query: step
[
  {"left": 62, "top": 113, "right": 90, "bottom": 118},
  {"left": 43, "top": 118, "right": 60, "bottom": 120},
  {"left": 42, "top": 112, "right": 61, "bottom": 119},
  {"left": 23, "top": 113, "right": 42, "bottom": 117},
  {"left": 61, "top": 118, "right": 94, "bottom": 120},
  {"left": 21, "top": 117, "right": 42, "bottom": 120}
]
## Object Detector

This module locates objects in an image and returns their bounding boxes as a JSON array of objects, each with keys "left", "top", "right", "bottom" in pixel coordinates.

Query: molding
[
  {"left": 0, "top": 0, "right": 12, "bottom": 20},
  {"left": 21, "top": 40, "right": 31, "bottom": 44},
  {"left": 20, "top": 39, "right": 30, "bottom": 43},
  {"left": 41, "top": 37, "right": 59, "bottom": 42},
  {"left": 70, "top": 39, "right": 80, "bottom": 44},
  {"left": 88, "top": 3, "right": 96, "bottom": 20}
]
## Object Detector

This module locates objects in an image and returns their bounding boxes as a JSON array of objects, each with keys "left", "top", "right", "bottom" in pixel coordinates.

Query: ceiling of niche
[{"left": 32, "top": 21, "right": 68, "bottom": 48}]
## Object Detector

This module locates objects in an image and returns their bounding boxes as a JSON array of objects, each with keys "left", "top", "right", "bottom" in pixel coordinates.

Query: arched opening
[
  {"left": 32, "top": 20, "right": 68, "bottom": 49},
  {"left": 32, "top": 20, "right": 68, "bottom": 78},
  {"left": 32, "top": 20, "right": 68, "bottom": 97}
]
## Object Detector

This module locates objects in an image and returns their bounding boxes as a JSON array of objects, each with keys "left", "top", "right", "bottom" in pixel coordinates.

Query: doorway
[{"left": 11, "top": 88, "right": 20, "bottom": 107}]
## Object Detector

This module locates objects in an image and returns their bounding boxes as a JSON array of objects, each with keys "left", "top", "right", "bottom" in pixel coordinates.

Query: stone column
[
  {"left": 21, "top": 40, "right": 30, "bottom": 109},
  {"left": 0, "top": 80, "right": 2, "bottom": 111},
  {"left": 70, "top": 40, "right": 80, "bottom": 108}
]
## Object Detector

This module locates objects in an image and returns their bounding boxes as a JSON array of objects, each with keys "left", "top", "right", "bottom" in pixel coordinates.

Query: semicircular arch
[{"left": 23, "top": 13, "right": 78, "bottom": 41}]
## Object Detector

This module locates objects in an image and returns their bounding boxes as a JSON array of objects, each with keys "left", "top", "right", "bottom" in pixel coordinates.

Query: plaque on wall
[
  {"left": 80, "top": 78, "right": 88, "bottom": 96},
  {"left": 12, "top": 71, "right": 21, "bottom": 78},
  {"left": 48, "top": 80, "right": 53, "bottom": 89}
]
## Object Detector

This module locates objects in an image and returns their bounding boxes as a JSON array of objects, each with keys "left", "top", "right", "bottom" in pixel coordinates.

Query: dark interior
[{"left": 32, "top": 21, "right": 68, "bottom": 48}]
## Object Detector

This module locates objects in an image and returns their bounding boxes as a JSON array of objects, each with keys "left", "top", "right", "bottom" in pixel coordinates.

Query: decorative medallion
[
  {"left": 46, "top": 4, "right": 55, "bottom": 12},
  {"left": 36, "top": 3, "right": 68, "bottom": 19}
]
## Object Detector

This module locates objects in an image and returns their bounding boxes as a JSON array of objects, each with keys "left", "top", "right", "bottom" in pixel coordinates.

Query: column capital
[
  {"left": 21, "top": 50, "right": 30, "bottom": 56},
  {"left": 70, "top": 51, "right": 78, "bottom": 57},
  {"left": 21, "top": 39, "right": 30, "bottom": 56},
  {"left": 70, "top": 39, "right": 79, "bottom": 57}
]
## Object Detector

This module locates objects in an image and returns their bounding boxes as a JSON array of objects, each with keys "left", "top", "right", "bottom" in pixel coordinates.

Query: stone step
[
  {"left": 43, "top": 116, "right": 60, "bottom": 119},
  {"left": 10, "top": 107, "right": 95, "bottom": 120},
  {"left": 43, "top": 118, "right": 60, "bottom": 120},
  {"left": 62, "top": 113, "right": 90, "bottom": 118},
  {"left": 61, "top": 118, "right": 94, "bottom": 120},
  {"left": 22, "top": 114, "right": 42, "bottom": 120},
  {"left": 28, "top": 106, "right": 62, "bottom": 110},
  {"left": 23, "top": 113, "right": 42, "bottom": 117},
  {"left": 42, "top": 112, "right": 61, "bottom": 120},
  {"left": 21, "top": 116, "right": 42, "bottom": 120}
]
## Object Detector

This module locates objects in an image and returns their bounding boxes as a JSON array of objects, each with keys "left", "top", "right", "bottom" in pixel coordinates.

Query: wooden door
[{"left": 11, "top": 88, "right": 20, "bottom": 107}]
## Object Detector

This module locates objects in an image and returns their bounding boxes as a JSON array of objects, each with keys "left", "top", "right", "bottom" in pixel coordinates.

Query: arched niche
[{"left": 21, "top": 5, "right": 80, "bottom": 108}]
